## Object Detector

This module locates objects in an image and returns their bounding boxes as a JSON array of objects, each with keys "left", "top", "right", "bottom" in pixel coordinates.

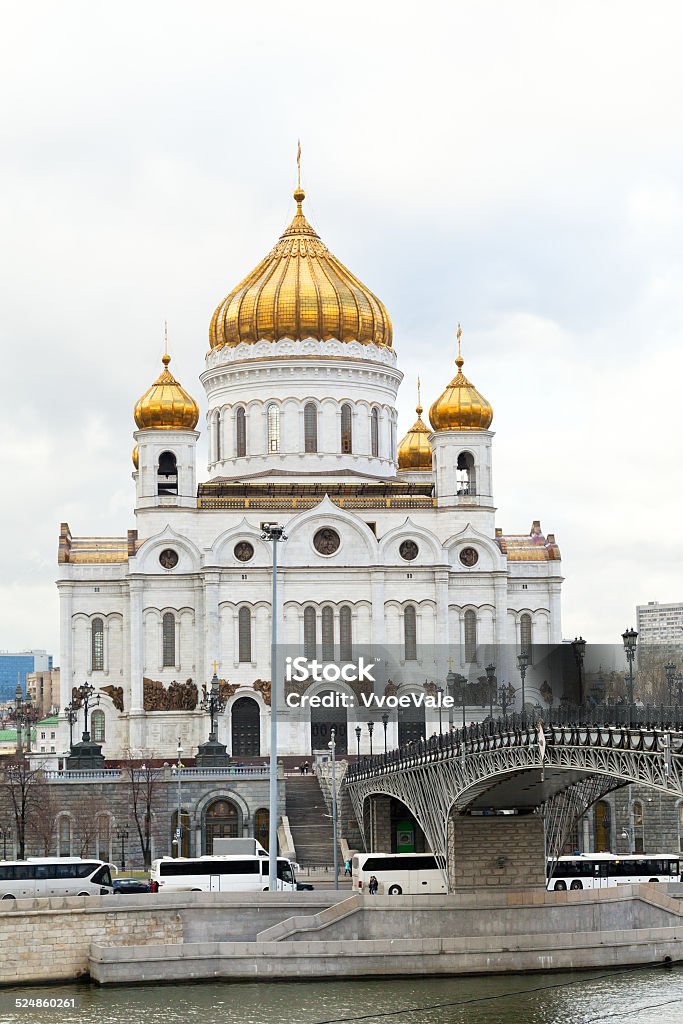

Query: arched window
[
  {"left": 162, "top": 612, "right": 175, "bottom": 667},
  {"left": 236, "top": 407, "right": 246, "bottom": 457},
  {"left": 456, "top": 452, "right": 476, "bottom": 496},
  {"left": 58, "top": 815, "right": 71, "bottom": 857},
  {"left": 304, "top": 607, "right": 316, "bottom": 660},
  {"left": 267, "top": 404, "right": 280, "bottom": 453},
  {"left": 238, "top": 607, "right": 252, "bottom": 663},
  {"left": 391, "top": 418, "right": 397, "bottom": 461},
  {"left": 464, "top": 610, "right": 477, "bottom": 663},
  {"left": 404, "top": 605, "right": 417, "bottom": 662},
  {"left": 371, "top": 407, "right": 380, "bottom": 458},
  {"left": 304, "top": 403, "right": 318, "bottom": 453},
  {"left": 341, "top": 404, "right": 352, "bottom": 454},
  {"left": 91, "top": 709, "right": 105, "bottom": 742},
  {"left": 157, "top": 451, "right": 178, "bottom": 496},
  {"left": 91, "top": 618, "right": 104, "bottom": 672},
  {"left": 322, "top": 607, "right": 334, "bottom": 661},
  {"left": 340, "top": 606, "right": 353, "bottom": 662},
  {"left": 215, "top": 411, "right": 222, "bottom": 462},
  {"left": 520, "top": 613, "right": 533, "bottom": 665}
]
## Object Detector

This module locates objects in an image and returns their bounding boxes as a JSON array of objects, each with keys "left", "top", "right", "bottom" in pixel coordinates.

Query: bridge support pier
[
  {"left": 367, "top": 795, "right": 392, "bottom": 851},
  {"left": 449, "top": 813, "right": 546, "bottom": 891}
]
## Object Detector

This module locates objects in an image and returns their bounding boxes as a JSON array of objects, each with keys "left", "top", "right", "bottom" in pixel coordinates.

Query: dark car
[
  {"left": 296, "top": 882, "right": 315, "bottom": 891},
  {"left": 112, "top": 878, "right": 150, "bottom": 894}
]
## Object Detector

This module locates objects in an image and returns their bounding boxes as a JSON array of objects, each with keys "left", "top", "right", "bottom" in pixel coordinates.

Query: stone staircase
[{"left": 285, "top": 774, "right": 341, "bottom": 867}]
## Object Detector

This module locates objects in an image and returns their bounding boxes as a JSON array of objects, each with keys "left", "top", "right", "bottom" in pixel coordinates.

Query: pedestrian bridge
[{"left": 344, "top": 708, "right": 683, "bottom": 866}]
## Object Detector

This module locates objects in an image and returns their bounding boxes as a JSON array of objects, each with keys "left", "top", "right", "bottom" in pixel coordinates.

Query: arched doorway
[
  {"left": 232, "top": 697, "right": 260, "bottom": 756},
  {"left": 398, "top": 702, "right": 426, "bottom": 748},
  {"left": 205, "top": 799, "right": 239, "bottom": 853},
  {"left": 594, "top": 799, "right": 611, "bottom": 852},
  {"left": 310, "top": 690, "right": 348, "bottom": 754},
  {"left": 255, "top": 808, "right": 270, "bottom": 851}
]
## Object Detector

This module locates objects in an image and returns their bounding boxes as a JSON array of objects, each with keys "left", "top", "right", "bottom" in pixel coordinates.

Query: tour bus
[
  {"left": 0, "top": 858, "right": 115, "bottom": 899},
  {"left": 547, "top": 853, "right": 680, "bottom": 890},
  {"left": 352, "top": 852, "right": 447, "bottom": 895},
  {"left": 149, "top": 853, "right": 298, "bottom": 893}
]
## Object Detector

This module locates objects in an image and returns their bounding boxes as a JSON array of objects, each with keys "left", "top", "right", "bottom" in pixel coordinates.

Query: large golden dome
[
  {"left": 429, "top": 327, "right": 493, "bottom": 432},
  {"left": 398, "top": 382, "right": 432, "bottom": 471},
  {"left": 209, "top": 186, "right": 392, "bottom": 350},
  {"left": 134, "top": 354, "right": 200, "bottom": 431}
]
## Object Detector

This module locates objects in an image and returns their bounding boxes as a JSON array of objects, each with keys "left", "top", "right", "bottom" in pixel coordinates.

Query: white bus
[
  {"left": 0, "top": 858, "right": 114, "bottom": 899},
  {"left": 547, "top": 853, "right": 680, "bottom": 891},
  {"left": 149, "top": 854, "right": 297, "bottom": 893},
  {"left": 352, "top": 852, "right": 447, "bottom": 895}
]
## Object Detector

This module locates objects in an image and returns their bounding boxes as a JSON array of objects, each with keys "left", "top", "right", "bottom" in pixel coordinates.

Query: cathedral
[{"left": 55, "top": 176, "right": 564, "bottom": 763}]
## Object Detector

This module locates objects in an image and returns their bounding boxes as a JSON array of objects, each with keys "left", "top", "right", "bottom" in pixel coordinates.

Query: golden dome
[
  {"left": 134, "top": 354, "right": 200, "bottom": 431},
  {"left": 429, "top": 326, "right": 493, "bottom": 432},
  {"left": 398, "top": 381, "right": 432, "bottom": 471},
  {"left": 209, "top": 186, "right": 392, "bottom": 350},
  {"left": 132, "top": 445, "right": 139, "bottom": 468}
]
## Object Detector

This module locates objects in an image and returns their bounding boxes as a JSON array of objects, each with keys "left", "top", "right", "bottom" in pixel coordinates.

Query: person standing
[
  {"left": 344, "top": 858, "right": 352, "bottom": 877},
  {"left": 368, "top": 875, "right": 378, "bottom": 895}
]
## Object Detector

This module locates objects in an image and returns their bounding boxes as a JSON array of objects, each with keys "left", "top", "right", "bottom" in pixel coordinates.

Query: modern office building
[
  {"left": 636, "top": 602, "right": 683, "bottom": 644},
  {"left": 0, "top": 651, "right": 52, "bottom": 703}
]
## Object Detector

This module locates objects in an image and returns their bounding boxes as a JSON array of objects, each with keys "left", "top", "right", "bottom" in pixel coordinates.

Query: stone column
[{"left": 129, "top": 579, "right": 144, "bottom": 713}]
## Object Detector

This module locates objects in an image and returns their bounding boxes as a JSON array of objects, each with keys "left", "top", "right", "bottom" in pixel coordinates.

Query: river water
[{"left": 1, "top": 967, "right": 683, "bottom": 1024}]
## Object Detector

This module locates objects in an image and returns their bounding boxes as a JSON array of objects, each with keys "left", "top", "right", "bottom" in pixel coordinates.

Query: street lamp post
[
  {"left": 676, "top": 673, "right": 683, "bottom": 706},
  {"left": 622, "top": 627, "right": 638, "bottom": 714},
  {"left": 261, "top": 523, "right": 287, "bottom": 893},
  {"left": 172, "top": 738, "right": 183, "bottom": 857},
  {"left": 665, "top": 662, "right": 676, "bottom": 706},
  {"left": 14, "top": 685, "right": 34, "bottom": 757},
  {"left": 436, "top": 687, "right": 443, "bottom": 735},
  {"left": 485, "top": 663, "right": 496, "bottom": 720},
  {"left": 115, "top": 826, "right": 129, "bottom": 871},
  {"left": 517, "top": 651, "right": 529, "bottom": 716},
  {"left": 497, "top": 682, "right": 515, "bottom": 716},
  {"left": 355, "top": 725, "right": 361, "bottom": 759},
  {"left": 329, "top": 727, "right": 338, "bottom": 889},
  {"left": 381, "top": 712, "right": 389, "bottom": 755},
  {"left": 367, "top": 721, "right": 374, "bottom": 758},
  {"left": 199, "top": 673, "right": 227, "bottom": 742},
  {"left": 74, "top": 681, "right": 99, "bottom": 742},
  {"left": 64, "top": 702, "right": 78, "bottom": 749},
  {"left": 571, "top": 637, "right": 587, "bottom": 705},
  {"left": 446, "top": 667, "right": 457, "bottom": 730}
]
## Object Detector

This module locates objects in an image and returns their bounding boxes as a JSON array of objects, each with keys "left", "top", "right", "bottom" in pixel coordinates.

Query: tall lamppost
[
  {"left": 676, "top": 673, "right": 683, "bottom": 706},
  {"left": 381, "top": 712, "right": 389, "bottom": 754},
  {"left": 446, "top": 666, "right": 457, "bottom": 729},
  {"left": 485, "top": 663, "right": 496, "bottom": 719},
  {"left": 74, "top": 681, "right": 99, "bottom": 742},
  {"left": 665, "top": 662, "right": 676, "bottom": 706},
  {"left": 517, "top": 651, "right": 529, "bottom": 716},
  {"left": 115, "top": 826, "right": 129, "bottom": 870},
  {"left": 367, "top": 721, "right": 374, "bottom": 757},
  {"left": 497, "top": 681, "right": 515, "bottom": 716},
  {"left": 199, "top": 673, "right": 226, "bottom": 743},
  {"left": 261, "top": 522, "right": 287, "bottom": 893},
  {"left": 355, "top": 725, "right": 361, "bottom": 759},
  {"left": 171, "top": 738, "right": 183, "bottom": 858},
  {"left": 622, "top": 627, "right": 638, "bottom": 712},
  {"left": 329, "top": 727, "right": 338, "bottom": 889},
  {"left": 14, "top": 684, "right": 34, "bottom": 756},
  {"left": 435, "top": 687, "right": 443, "bottom": 735},
  {"left": 64, "top": 702, "right": 78, "bottom": 750},
  {"left": 571, "top": 637, "right": 587, "bottom": 705}
]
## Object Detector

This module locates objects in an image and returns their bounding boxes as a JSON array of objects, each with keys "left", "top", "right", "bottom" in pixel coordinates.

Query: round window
[
  {"left": 459, "top": 547, "right": 479, "bottom": 567},
  {"left": 399, "top": 540, "right": 419, "bottom": 561},
  {"left": 159, "top": 549, "right": 178, "bottom": 569},
  {"left": 234, "top": 541, "right": 255, "bottom": 562},
  {"left": 313, "top": 528, "right": 341, "bottom": 555}
]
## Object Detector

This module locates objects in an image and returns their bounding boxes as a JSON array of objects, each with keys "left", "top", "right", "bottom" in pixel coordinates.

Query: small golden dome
[
  {"left": 398, "top": 380, "right": 432, "bottom": 471},
  {"left": 134, "top": 354, "right": 200, "bottom": 431},
  {"left": 209, "top": 186, "right": 392, "bottom": 350},
  {"left": 132, "top": 445, "right": 139, "bottom": 469},
  {"left": 429, "top": 326, "right": 493, "bottom": 432}
]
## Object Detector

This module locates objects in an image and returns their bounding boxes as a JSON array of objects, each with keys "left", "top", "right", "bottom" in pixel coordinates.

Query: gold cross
[
  {"left": 297, "top": 139, "right": 302, "bottom": 189},
  {"left": 457, "top": 322, "right": 462, "bottom": 358},
  {"left": 211, "top": 659, "right": 220, "bottom": 676},
  {"left": 448, "top": 656, "right": 454, "bottom": 670}
]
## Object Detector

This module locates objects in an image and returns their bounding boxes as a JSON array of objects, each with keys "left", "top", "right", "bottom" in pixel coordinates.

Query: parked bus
[
  {"left": 149, "top": 854, "right": 297, "bottom": 893},
  {"left": 0, "top": 858, "right": 114, "bottom": 900},
  {"left": 547, "top": 853, "right": 680, "bottom": 890},
  {"left": 352, "top": 852, "right": 447, "bottom": 895}
]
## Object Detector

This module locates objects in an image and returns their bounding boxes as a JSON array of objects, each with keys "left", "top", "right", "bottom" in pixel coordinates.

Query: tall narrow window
[
  {"left": 322, "top": 607, "right": 334, "bottom": 661},
  {"left": 304, "top": 607, "right": 317, "bottom": 660},
  {"left": 304, "top": 403, "right": 318, "bottom": 453},
  {"left": 267, "top": 404, "right": 280, "bottom": 453},
  {"left": 404, "top": 605, "right": 417, "bottom": 661},
  {"left": 157, "top": 451, "right": 178, "bottom": 496},
  {"left": 215, "top": 411, "right": 222, "bottom": 462},
  {"left": 91, "top": 709, "right": 105, "bottom": 742},
  {"left": 58, "top": 816, "right": 71, "bottom": 857},
  {"left": 464, "top": 610, "right": 477, "bottom": 663},
  {"left": 162, "top": 612, "right": 175, "bottom": 667},
  {"left": 91, "top": 618, "right": 104, "bottom": 672},
  {"left": 520, "top": 613, "right": 532, "bottom": 665},
  {"left": 456, "top": 452, "right": 476, "bottom": 496},
  {"left": 340, "top": 606, "right": 353, "bottom": 662},
  {"left": 371, "top": 407, "right": 380, "bottom": 458},
  {"left": 236, "top": 407, "right": 246, "bottom": 457},
  {"left": 239, "top": 607, "right": 252, "bottom": 663},
  {"left": 341, "top": 404, "right": 352, "bottom": 454}
]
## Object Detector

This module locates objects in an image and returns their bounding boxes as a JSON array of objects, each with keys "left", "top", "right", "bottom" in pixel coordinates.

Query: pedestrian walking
[
  {"left": 368, "top": 874, "right": 378, "bottom": 895},
  {"left": 344, "top": 858, "right": 352, "bottom": 877}
]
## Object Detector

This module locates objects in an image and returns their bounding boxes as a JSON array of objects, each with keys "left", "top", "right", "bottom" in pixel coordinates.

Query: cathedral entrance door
[
  {"left": 232, "top": 696, "right": 260, "bottom": 756},
  {"left": 205, "top": 799, "right": 239, "bottom": 853},
  {"left": 594, "top": 800, "right": 611, "bottom": 853},
  {"left": 310, "top": 691, "right": 348, "bottom": 754}
]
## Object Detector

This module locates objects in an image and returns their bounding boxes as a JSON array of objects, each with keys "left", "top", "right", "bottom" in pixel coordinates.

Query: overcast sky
[{"left": 1, "top": 0, "right": 682, "bottom": 658}]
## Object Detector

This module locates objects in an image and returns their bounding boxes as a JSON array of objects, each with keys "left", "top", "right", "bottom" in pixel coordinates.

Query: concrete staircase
[{"left": 285, "top": 775, "right": 340, "bottom": 867}]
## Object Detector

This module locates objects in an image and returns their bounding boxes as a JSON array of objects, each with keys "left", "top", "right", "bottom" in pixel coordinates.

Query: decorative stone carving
[
  {"left": 459, "top": 546, "right": 479, "bottom": 567},
  {"left": 399, "top": 539, "right": 419, "bottom": 561},
  {"left": 313, "top": 527, "right": 340, "bottom": 555},
  {"left": 100, "top": 685, "right": 124, "bottom": 712},
  {"left": 384, "top": 680, "right": 398, "bottom": 697},
  {"left": 253, "top": 679, "right": 271, "bottom": 705},
  {"left": 234, "top": 541, "right": 254, "bottom": 562},
  {"left": 159, "top": 548, "right": 179, "bottom": 569},
  {"left": 143, "top": 677, "right": 198, "bottom": 711}
]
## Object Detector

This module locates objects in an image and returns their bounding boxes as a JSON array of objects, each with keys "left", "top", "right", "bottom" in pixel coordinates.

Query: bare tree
[
  {"left": 123, "top": 754, "right": 163, "bottom": 869},
  {"left": 29, "top": 783, "right": 62, "bottom": 855},
  {"left": 1, "top": 762, "right": 49, "bottom": 858},
  {"left": 71, "top": 792, "right": 108, "bottom": 857}
]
